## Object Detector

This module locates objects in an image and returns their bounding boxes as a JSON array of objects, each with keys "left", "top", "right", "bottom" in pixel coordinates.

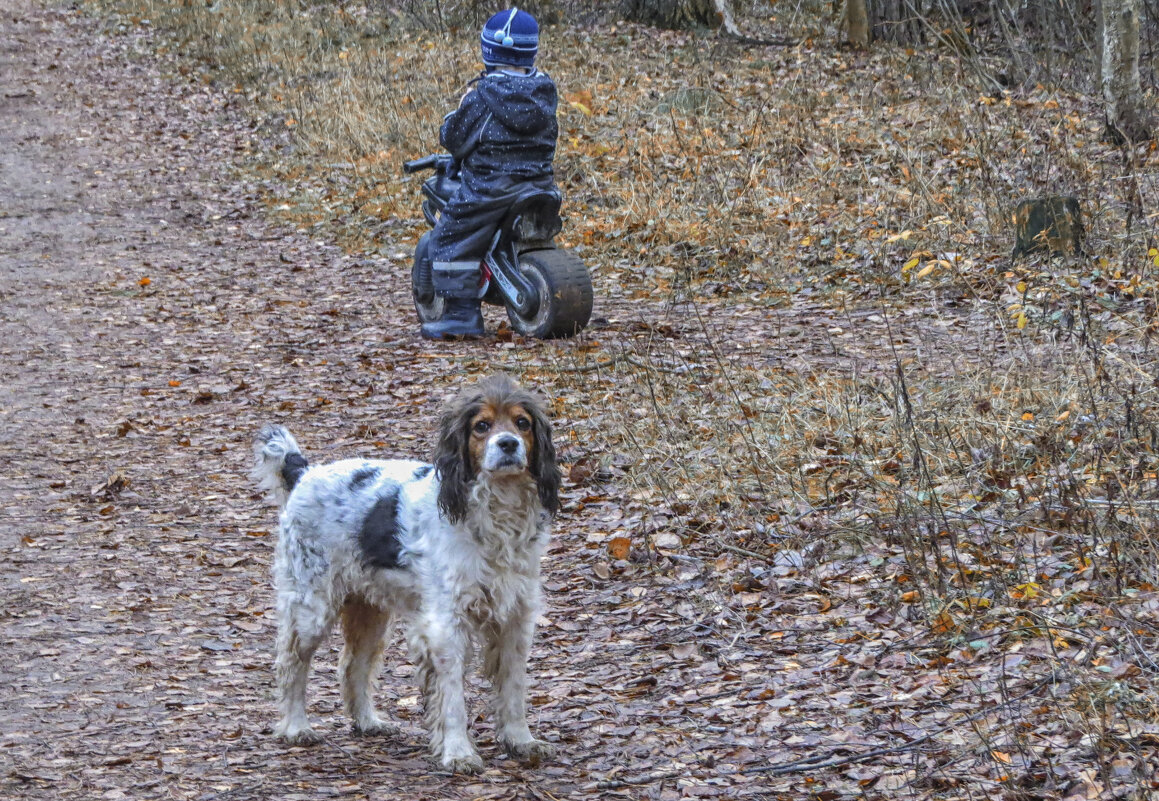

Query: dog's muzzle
[{"left": 485, "top": 433, "right": 527, "bottom": 472}]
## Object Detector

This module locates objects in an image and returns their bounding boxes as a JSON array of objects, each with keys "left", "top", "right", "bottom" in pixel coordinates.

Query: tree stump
[{"left": 1011, "top": 196, "right": 1085, "bottom": 257}]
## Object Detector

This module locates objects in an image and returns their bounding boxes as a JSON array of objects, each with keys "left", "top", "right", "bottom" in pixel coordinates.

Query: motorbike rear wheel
[
  {"left": 411, "top": 233, "right": 444, "bottom": 324},
  {"left": 505, "top": 248, "right": 593, "bottom": 339}
]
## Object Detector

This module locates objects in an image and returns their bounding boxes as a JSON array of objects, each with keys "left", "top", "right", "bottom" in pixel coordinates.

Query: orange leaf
[
  {"left": 931, "top": 610, "right": 955, "bottom": 634},
  {"left": 138, "top": 276, "right": 151, "bottom": 287},
  {"left": 567, "top": 88, "right": 593, "bottom": 108},
  {"left": 607, "top": 536, "right": 631, "bottom": 561},
  {"left": 566, "top": 89, "right": 594, "bottom": 116}
]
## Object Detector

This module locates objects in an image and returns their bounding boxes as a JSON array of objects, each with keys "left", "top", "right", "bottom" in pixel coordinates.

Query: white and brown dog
[{"left": 251, "top": 374, "right": 560, "bottom": 773}]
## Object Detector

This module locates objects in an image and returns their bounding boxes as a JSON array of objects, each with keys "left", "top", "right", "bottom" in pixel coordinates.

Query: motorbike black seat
[
  {"left": 508, "top": 187, "right": 561, "bottom": 218},
  {"left": 507, "top": 188, "right": 562, "bottom": 242}
]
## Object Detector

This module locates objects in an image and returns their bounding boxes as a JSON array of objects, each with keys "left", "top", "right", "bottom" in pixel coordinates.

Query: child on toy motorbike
[{"left": 419, "top": 7, "right": 559, "bottom": 339}]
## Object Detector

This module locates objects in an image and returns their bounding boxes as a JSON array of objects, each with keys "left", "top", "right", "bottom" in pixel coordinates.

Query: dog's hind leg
[
  {"left": 340, "top": 599, "right": 399, "bottom": 737},
  {"left": 273, "top": 597, "right": 334, "bottom": 745},
  {"left": 483, "top": 603, "right": 555, "bottom": 763}
]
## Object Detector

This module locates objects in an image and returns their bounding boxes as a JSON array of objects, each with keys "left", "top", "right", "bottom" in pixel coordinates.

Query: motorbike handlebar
[{"left": 403, "top": 155, "right": 444, "bottom": 174}]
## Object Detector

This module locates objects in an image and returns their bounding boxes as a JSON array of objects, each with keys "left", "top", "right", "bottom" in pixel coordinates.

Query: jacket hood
[{"left": 476, "top": 71, "right": 557, "bottom": 135}]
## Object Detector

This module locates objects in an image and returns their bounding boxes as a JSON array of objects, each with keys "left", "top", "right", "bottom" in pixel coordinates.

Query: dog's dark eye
[
  {"left": 473, "top": 420, "right": 491, "bottom": 434},
  {"left": 515, "top": 417, "right": 532, "bottom": 432}
]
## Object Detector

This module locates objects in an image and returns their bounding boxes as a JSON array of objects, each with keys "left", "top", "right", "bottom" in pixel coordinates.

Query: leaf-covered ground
[{"left": 2, "top": 2, "right": 1158, "bottom": 800}]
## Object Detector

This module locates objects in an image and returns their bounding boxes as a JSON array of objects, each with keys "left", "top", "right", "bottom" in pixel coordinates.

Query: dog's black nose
[{"left": 497, "top": 436, "right": 519, "bottom": 454}]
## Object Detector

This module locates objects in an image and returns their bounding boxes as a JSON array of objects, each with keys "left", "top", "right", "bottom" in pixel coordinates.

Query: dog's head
[{"left": 433, "top": 374, "right": 560, "bottom": 523}]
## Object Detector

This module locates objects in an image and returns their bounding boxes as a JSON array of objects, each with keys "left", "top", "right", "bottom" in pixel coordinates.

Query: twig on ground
[
  {"left": 559, "top": 354, "right": 627, "bottom": 373},
  {"left": 715, "top": 541, "right": 774, "bottom": 561},
  {"left": 559, "top": 353, "right": 697, "bottom": 375}
]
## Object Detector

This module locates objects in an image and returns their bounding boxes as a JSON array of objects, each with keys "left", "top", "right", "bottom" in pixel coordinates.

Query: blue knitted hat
[{"left": 480, "top": 8, "right": 538, "bottom": 68}]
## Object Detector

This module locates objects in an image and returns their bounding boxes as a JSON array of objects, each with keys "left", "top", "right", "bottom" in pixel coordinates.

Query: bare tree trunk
[
  {"left": 1100, "top": 0, "right": 1152, "bottom": 143},
  {"left": 864, "top": 0, "right": 924, "bottom": 45},
  {"left": 841, "top": 0, "right": 870, "bottom": 47},
  {"left": 623, "top": 0, "right": 740, "bottom": 35}
]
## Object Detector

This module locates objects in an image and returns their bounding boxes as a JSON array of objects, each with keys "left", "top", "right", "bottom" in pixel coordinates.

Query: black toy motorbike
[{"left": 403, "top": 154, "right": 593, "bottom": 339}]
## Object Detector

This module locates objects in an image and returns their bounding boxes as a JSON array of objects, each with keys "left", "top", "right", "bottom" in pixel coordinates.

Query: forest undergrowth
[{"left": 81, "top": 1, "right": 1159, "bottom": 796}]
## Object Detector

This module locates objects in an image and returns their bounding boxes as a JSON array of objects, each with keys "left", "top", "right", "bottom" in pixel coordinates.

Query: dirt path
[{"left": 0, "top": 4, "right": 793, "bottom": 799}]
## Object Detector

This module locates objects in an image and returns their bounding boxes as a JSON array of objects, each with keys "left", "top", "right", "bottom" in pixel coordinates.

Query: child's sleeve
[{"left": 440, "top": 89, "right": 488, "bottom": 162}]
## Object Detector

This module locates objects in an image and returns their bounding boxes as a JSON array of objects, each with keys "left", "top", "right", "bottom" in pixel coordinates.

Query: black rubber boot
[
  {"left": 420, "top": 260, "right": 485, "bottom": 339},
  {"left": 420, "top": 297, "right": 484, "bottom": 339}
]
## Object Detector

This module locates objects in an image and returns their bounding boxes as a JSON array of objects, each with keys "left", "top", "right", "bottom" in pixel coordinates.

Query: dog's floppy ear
[
  {"left": 434, "top": 390, "right": 476, "bottom": 523},
  {"left": 525, "top": 393, "right": 561, "bottom": 517}
]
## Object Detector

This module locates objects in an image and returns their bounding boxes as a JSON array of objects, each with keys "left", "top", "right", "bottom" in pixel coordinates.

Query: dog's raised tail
[{"left": 252, "top": 424, "right": 308, "bottom": 508}]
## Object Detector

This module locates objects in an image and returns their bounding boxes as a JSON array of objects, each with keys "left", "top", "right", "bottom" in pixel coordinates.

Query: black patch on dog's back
[
  {"left": 349, "top": 466, "right": 380, "bottom": 491},
  {"left": 282, "top": 453, "right": 309, "bottom": 493},
  {"left": 359, "top": 483, "right": 404, "bottom": 570},
  {"left": 413, "top": 464, "right": 433, "bottom": 480}
]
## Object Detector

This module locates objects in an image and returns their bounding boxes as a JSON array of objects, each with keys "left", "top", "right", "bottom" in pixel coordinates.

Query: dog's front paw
[
  {"left": 352, "top": 718, "right": 400, "bottom": 738},
  {"left": 275, "top": 724, "right": 322, "bottom": 746},
  {"left": 502, "top": 737, "right": 556, "bottom": 765},
  {"left": 442, "top": 752, "right": 485, "bottom": 774}
]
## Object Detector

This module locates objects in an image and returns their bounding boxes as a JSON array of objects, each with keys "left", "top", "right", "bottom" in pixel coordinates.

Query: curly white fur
[{"left": 251, "top": 376, "right": 558, "bottom": 774}]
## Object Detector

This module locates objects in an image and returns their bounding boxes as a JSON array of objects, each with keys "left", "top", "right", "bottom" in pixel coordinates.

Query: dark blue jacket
[
  {"left": 432, "top": 69, "right": 559, "bottom": 262},
  {"left": 441, "top": 69, "right": 558, "bottom": 189}
]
